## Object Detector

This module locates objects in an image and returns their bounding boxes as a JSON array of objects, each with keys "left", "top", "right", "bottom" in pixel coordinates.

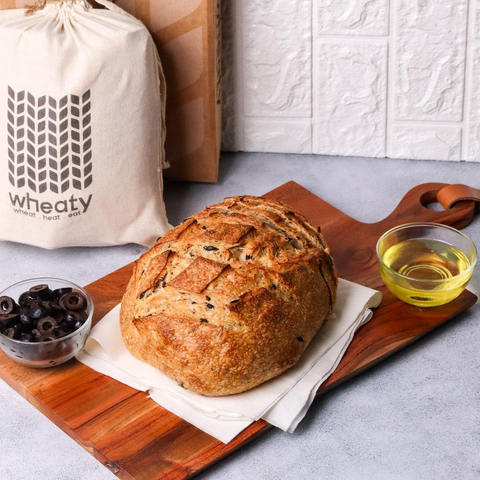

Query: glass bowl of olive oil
[{"left": 376, "top": 223, "right": 477, "bottom": 307}]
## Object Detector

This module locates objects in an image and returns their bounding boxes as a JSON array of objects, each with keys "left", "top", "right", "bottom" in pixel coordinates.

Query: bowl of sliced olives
[{"left": 0, "top": 278, "right": 93, "bottom": 368}]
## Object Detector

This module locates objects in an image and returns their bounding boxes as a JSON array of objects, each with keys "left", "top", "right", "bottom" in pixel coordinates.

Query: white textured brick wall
[{"left": 222, "top": 0, "right": 480, "bottom": 162}]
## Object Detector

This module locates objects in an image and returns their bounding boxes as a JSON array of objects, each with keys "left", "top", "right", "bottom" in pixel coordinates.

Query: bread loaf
[{"left": 120, "top": 196, "right": 337, "bottom": 396}]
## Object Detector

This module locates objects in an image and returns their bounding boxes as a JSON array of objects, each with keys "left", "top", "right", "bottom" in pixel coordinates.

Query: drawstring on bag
[
  {"left": 24, "top": 0, "right": 47, "bottom": 16},
  {"left": 25, "top": 0, "right": 89, "bottom": 16}
]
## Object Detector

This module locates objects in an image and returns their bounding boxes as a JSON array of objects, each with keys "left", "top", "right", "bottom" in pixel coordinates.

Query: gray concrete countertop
[{"left": 1, "top": 153, "right": 479, "bottom": 480}]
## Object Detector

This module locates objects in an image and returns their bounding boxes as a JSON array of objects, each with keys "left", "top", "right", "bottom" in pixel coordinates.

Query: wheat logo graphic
[{"left": 7, "top": 87, "right": 92, "bottom": 194}]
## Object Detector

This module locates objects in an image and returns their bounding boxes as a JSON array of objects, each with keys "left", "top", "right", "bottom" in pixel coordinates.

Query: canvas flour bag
[{"left": 0, "top": 0, "right": 171, "bottom": 248}]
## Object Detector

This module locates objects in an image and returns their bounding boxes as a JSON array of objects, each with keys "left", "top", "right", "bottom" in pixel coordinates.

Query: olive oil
[{"left": 379, "top": 239, "right": 473, "bottom": 307}]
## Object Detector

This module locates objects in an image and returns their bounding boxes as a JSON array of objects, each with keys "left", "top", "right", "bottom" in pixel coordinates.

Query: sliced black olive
[
  {"left": 59, "top": 292, "right": 86, "bottom": 311},
  {"left": 19, "top": 310, "right": 33, "bottom": 325},
  {"left": 50, "top": 303, "right": 65, "bottom": 319},
  {"left": 30, "top": 300, "right": 47, "bottom": 319},
  {"left": 200, "top": 318, "right": 208, "bottom": 323},
  {"left": 64, "top": 317, "right": 76, "bottom": 330},
  {"left": 4, "top": 327, "right": 20, "bottom": 339},
  {"left": 206, "top": 303, "right": 214, "bottom": 309},
  {"left": 31, "top": 329, "right": 42, "bottom": 340},
  {"left": 39, "top": 333, "right": 56, "bottom": 342},
  {"left": 29, "top": 311, "right": 42, "bottom": 322},
  {"left": 55, "top": 322, "right": 72, "bottom": 334},
  {"left": 53, "top": 311, "right": 66, "bottom": 323},
  {"left": 230, "top": 299, "right": 240, "bottom": 304},
  {"left": 18, "top": 305, "right": 30, "bottom": 316},
  {"left": 0, "top": 313, "right": 20, "bottom": 328},
  {"left": 73, "top": 320, "right": 84, "bottom": 331},
  {"left": 20, "top": 333, "right": 34, "bottom": 343},
  {"left": 52, "top": 327, "right": 68, "bottom": 338},
  {"left": 18, "top": 291, "right": 32, "bottom": 306},
  {"left": 18, "top": 316, "right": 34, "bottom": 332},
  {"left": 203, "top": 246, "right": 219, "bottom": 251},
  {"left": 245, "top": 255, "right": 253, "bottom": 260},
  {"left": 29, "top": 284, "right": 51, "bottom": 299},
  {"left": 37, "top": 316, "right": 57, "bottom": 334},
  {"left": 53, "top": 287, "right": 72, "bottom": 299},
  {"left": 29, "top": 299, "right": 41, "bottom": 307},
  {"left": 45, "top": 289, "right": 55, "bottom": 301},
  {"left": 40, "top": 301, "right": 53, "bottom": 316},
  {"left": 0, "top": 296, "right": 17, "bottom": 315},
  {"left": 65, "top": 310, "right": 85, "bottom": 324}
]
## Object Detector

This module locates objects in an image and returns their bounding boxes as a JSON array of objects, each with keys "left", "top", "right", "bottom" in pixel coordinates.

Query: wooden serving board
[{"left": 0, "top": 182, "right": 478, "bottom": 479}]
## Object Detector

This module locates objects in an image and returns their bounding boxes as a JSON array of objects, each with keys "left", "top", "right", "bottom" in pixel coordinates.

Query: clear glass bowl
[
  {"left": 0, "top": 278, "right": 93, "bottom": 368},
  {"left": 376, "top": 223, "right": 477, "bottom": 307}
]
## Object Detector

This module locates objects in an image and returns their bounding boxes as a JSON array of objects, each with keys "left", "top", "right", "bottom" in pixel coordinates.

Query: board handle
[
  {"left": 437, "top": 184, "right": 480, "bottom": 210},
  {"left": 381, "top": 183, "right": 477, "bottom": 231}
]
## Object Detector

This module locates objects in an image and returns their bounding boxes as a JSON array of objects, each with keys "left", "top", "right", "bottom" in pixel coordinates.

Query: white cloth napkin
[{"left": 76, "top": 279, "right": 381, "bottom": 443}]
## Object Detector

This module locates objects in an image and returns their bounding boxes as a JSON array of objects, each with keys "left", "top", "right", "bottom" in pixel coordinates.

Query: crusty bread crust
[{"left": 120, "top": 196, "right": 337, "bottom": 396}]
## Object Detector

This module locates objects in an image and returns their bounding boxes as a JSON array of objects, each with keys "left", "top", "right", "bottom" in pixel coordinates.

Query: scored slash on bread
[{"left": 120, "top": 196, "right": 338, "bottom": 396}]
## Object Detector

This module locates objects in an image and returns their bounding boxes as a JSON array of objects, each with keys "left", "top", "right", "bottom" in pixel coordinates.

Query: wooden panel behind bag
[
  {"left": 116, "top": 0, "right": 222, "bottom": 182},
  {"left": 0, "top": 0, "right": 222, "bottom": 182}
]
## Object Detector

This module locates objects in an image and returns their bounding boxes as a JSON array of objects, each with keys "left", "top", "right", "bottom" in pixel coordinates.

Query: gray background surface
[{"left": 1, "top": 153, "right": 479, "bottom": 480}]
